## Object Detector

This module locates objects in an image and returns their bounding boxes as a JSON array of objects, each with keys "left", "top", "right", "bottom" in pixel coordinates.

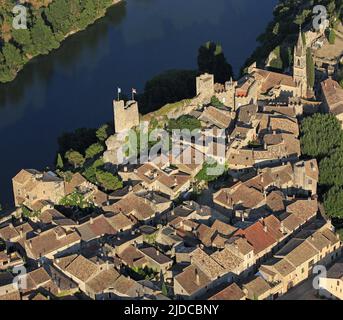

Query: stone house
[{"left": 12, "top": 169, "right": 65, "bottom": 208}]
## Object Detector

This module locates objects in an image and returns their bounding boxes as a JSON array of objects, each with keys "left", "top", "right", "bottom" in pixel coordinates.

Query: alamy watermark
[
  {"left": 12, "top": 5, "right": 27, "bottom": 30},
  {"left": 313, "top": 5, "right": 329, "bottom": 31},
  {"left": 116, "top": 123, "right": 226, "bottom": 177}
]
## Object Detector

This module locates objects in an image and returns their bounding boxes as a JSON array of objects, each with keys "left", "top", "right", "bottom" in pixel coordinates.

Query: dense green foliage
[
  {"left": 242, "top": 0, "right": 343, "bottom": 74},
  {"left": 85, "top": 143, "right": 104, "bottom": 159},
  {"left": 198, "top": 41, "right": 233, "bottom": 83},
  {"left": 168, "top": 115, "right": 201, "bottom": 132},
  {"left": 324, "top": 186, "right": 343, "bottom": 218},
  {"left": 196, "top": 160, "right": 226, "bottom": 182},
  {"left": 300, "top": 113, "right": 343, "bottom": 159},
  {"left": 269, "top": 46, "right": 283, "bottom": 70},
  {"left": 0, "top": 0, "right": 116, "bottom": 82},
  {"left": 65, "top": 149, "right": 85, "bottom": 168},
  {"left": 95, "top": 170, "right": 123, "bottom": 191},
  {"left": 300, "top": 113, "right": 343, "bottom": 218},
  {"left": 138, "top": 69, "right": 197, "bottom": 114},
  {"left": 319, "top": 149, "right": 343, "bottom": 186},
  {"left": 327, "top": 28, "right": 336, "bottom": 44},
  {"left": 59, "top": 191, "right": 92, "bottom": 209}
]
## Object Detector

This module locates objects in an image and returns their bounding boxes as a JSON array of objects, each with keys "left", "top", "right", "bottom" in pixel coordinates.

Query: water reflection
[{"left": 0, "top": 0, "right": 277, "bottom": 206}]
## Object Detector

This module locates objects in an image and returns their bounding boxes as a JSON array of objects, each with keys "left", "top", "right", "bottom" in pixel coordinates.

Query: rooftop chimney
[{"left": 195, "top": 268, "right": 200, "bottom": 286}]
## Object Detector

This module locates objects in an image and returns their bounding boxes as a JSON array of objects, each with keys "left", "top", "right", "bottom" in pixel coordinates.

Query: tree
[
  {"left": 65, "top": 150, "right": 85, "bottom": 168},
  {"left": 319, "top": 150, "right": 343, "bottom": 187},
  {"left": 2, "top": 43, "right": 23, "bottom": 70},
  {"left": 30, "top": 15, "right": 59, "bottom": 55},
  {"left": 269, "top": 46, "right": 283, "bottom": 70},
  {"left": 83, "top": 158, "right": 104, "bottom": 184},
  {"left": 327, "top": 28, "right": 336, "bottom": 45},
  {"left": 300, "top": 113, "right": 343, "bottom": 159},
  {"left": 306, "top": 48, "right": 315, "bottom": 88},
  {"left": 96, "top": 124, "right": 111, "bottom": 142},
  {"left": 324, "top": 186, "right": 343, "bottom": 218},
  {"left": 85, "top": 143, "right": 104, "bottom": 159},
  {"left": 198, "top": 41, "right": 233, "bottom": 83},
  {"left": 56, "top": 153, "right": 64, "bottom": 169},
  {"left": 95, "top": 170, "right": 123, "bottom": 191},
  {"left": 161, "top": 282, "right": 168, "bottom": 297},
  {"left": 168, "top": 115, "right": 201, "bottom": 132},
  {"left": 139, "top": 69, "right": 197, "bottom": 113},
  {"left": 59, "top": 191, "right": 91, "bottom": 209}
]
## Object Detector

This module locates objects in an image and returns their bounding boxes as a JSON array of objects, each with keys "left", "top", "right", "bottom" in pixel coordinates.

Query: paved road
[{"left": 277, "top": 277, "right": 324, "bottom": 300}]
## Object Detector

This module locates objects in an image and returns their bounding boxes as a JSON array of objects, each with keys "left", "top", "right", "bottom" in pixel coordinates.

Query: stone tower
[
  {"left": 293, "top": 30, "right": 308, "bottom": 98},
  {"left": 196, "top": 73, "right": 214, "bottom": 97},
  {"left": 114, "top": 100, "right": 140, "bottom": 134}
]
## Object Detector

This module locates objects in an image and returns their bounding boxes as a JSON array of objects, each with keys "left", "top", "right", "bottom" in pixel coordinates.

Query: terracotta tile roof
[
  {"left": 86, "top": 268, "right": 120, "bottom": 293},
  {"left": 234, "top": 220, "right": 277, "bottom": 254},
  {"left": 281, "top": 213, "right": 303, "bottom": 232},
  {"left": 191, "top": 248, "right": 225, "bottom": 279},
  {"left": 104, "top": 192, "right": 158, "bottom": 222},
  {"left": 105, "top": 212, "right": 133, "bottom": 231},
  {"left": 55, "top": 254, "right": 98, "bottom": 283},
  {"left": 24, "top": 227, "right": 80, "bottom": 259},
  {"left": 27, "top": 267, "right": 51, "bottom": 288},
  {"left": 266, "top": 191, "right": 285, "bottom": 212},
  {"left": 77, "top": 215, "right": 117, "bottom": 242},
  {"left": 321, "top": 78, "right": 343, "bottom": 113},
  {"left": 286, "top": 199, "right": 318, "bottom": 223},
  {"left": 118, "top": 245, "right": 146, "bottom": 268},
  {"left": 196, "top": 224, "right": 215, "bottom": 247},
  {"left": 214, "top": 183, "right": 265, "bottom": 210},
  {"left": 174, "top": 265, "right": 211, "bottom": 296},
  {"left": 140, "top": 247, "right": 172, "bottom": 265},
  {"left": 112, "top": 275, "right": 144, "bottom": 297},
  {"left": 209, "top": 283, "right": 245, "bottom": 300},
  {"left": 12, "top": 169, "right": 40, "bottom": 184},
  {"left": 199, "top": 106, "right": 233, "bottom": 129},
  {"left": 254, "top": 69, "right": 296, "bottom": 93},
  {"left": 211, "top": 248, "right": 244, "bottom": 272},
  {"left": 211, "top": 220, "right": 237, "bottom": 236},
  {"left": 64, "top": 173, "right": 88, "bottom": 195},
  {"left": 243, "top": 276, "right": 272, "bottom": 299}
]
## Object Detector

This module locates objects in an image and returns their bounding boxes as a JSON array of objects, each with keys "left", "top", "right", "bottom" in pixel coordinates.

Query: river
[{"left": 0, "top": 0, "right": 278, "bottom": 207}]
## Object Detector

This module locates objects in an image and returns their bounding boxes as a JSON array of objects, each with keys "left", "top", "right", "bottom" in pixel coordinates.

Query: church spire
[{"left": 296, "top": 25, "right": 305, "bottom": 56}]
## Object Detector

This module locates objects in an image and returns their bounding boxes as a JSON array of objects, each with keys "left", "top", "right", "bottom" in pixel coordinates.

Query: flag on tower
[{"left": 132, "top": 88, "right": 137, "bottom": 101}]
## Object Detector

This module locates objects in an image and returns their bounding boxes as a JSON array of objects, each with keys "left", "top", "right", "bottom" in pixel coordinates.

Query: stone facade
[
  {"left": 114, "top": 100, "right": 140, "bottom": 134},
  {"left": 293, "top": 31, "right": 308, "bottom": 98}
]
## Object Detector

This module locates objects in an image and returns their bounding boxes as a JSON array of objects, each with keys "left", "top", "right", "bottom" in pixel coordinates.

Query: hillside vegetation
[
  {"left": 243, "top": 0, "right": 343, "bottom": 73},
  {"left": 0, "top": 0, "right": 119, "bottom": 83}
]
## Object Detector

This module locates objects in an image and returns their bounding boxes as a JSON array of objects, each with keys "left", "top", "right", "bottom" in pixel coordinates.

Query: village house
[
  {"left": 120, "top": 162, "right": 192, "bottom": 200},
  {"left": 321, "top": 78, "right": 343, "bottom": 128},
  {"left": 103, "top": 191, "right": 172, "bottom": 225},
  {"left": 256, "top": 223, "right": 342, "bottom": 299},
  {"left": 12, "top": 169, "right": 65, "bottom": 208},
  {"left": 24, "top": 226, "right": 81, "bottom": 261},
  {"left": 318, "top": 259, "right": 343, "bottom": 300}
]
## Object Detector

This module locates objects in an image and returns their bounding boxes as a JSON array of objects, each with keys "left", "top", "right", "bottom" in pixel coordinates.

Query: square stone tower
[
  {"left": 114, "top": 100, "right": 140, "bottom": 133},
  {"left": 196, "top": 73, "right": 215, "bottom": 97}
]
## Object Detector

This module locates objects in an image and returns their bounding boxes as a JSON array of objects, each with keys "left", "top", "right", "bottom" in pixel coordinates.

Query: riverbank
[
  {"left": 0, "top": 0, "right": 123, "bottom": 83},
  {"left": 0, "top": 0, "right": 278, "bottom": 208}
]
